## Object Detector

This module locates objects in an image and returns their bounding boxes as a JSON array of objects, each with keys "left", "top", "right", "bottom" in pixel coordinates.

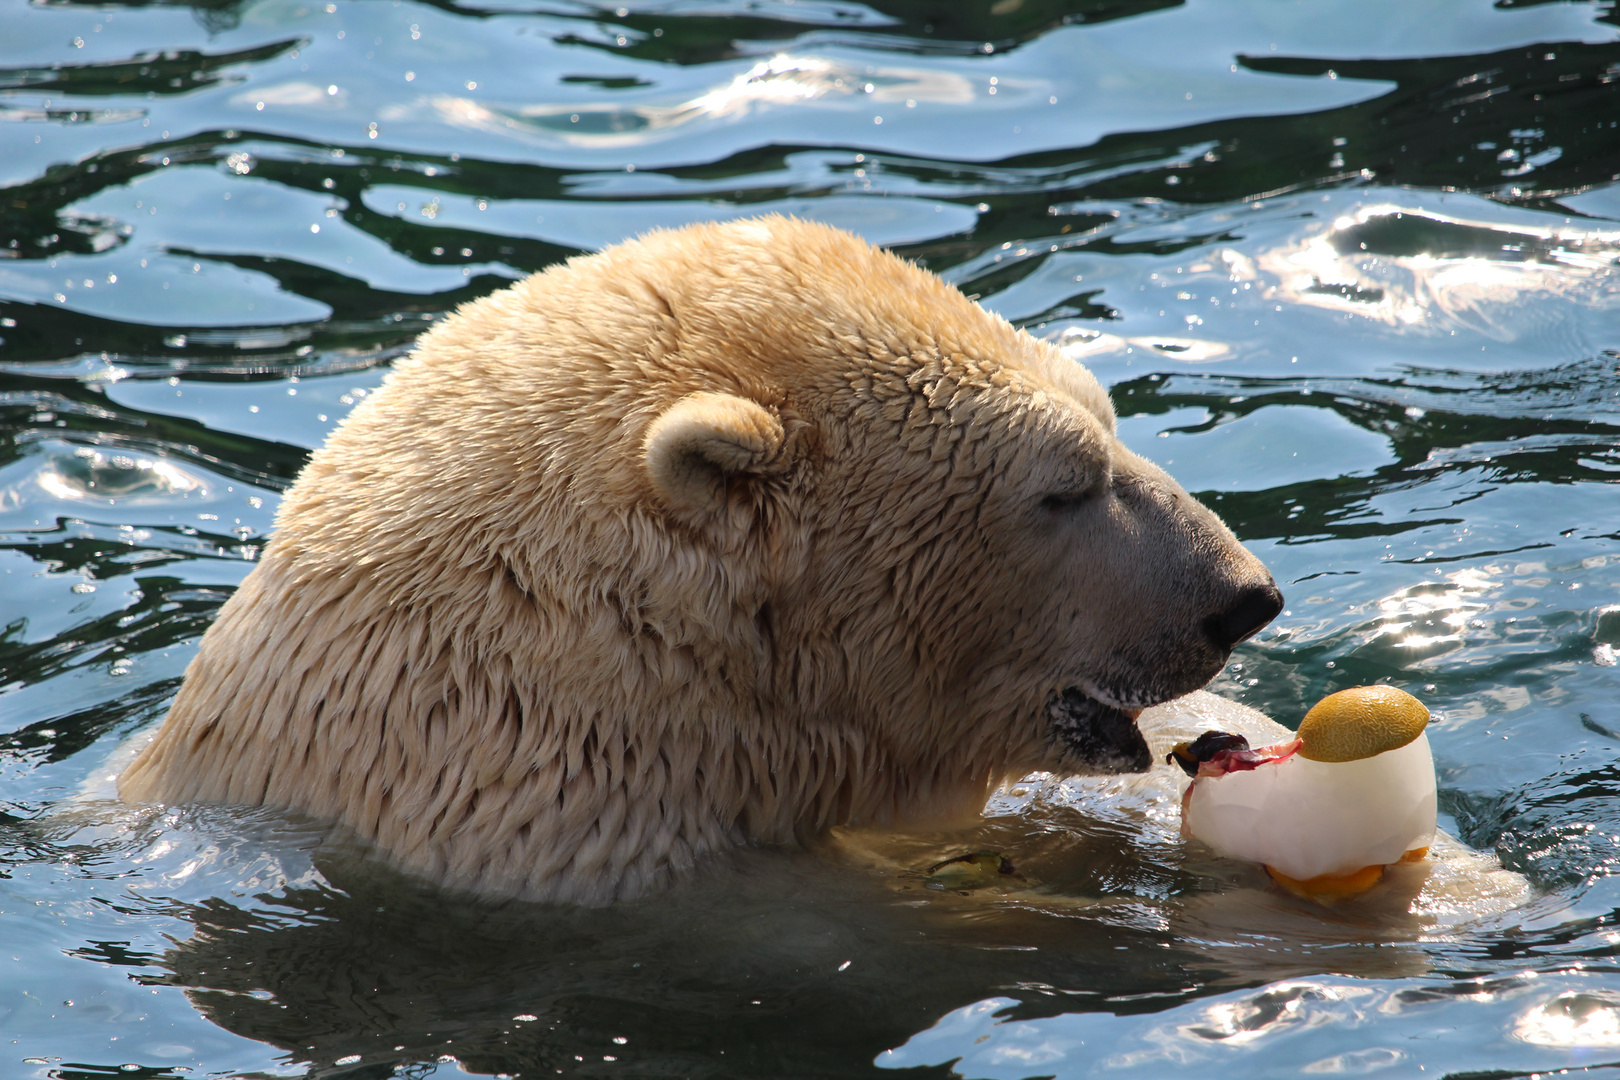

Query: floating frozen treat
[{"left": 1170, "top": 686, "right": 1437, "bottom": 901}]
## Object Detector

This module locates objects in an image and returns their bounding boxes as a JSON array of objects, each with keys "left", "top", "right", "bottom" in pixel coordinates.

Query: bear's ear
[{"left": 643, "top": 392, "right": 788, "bottom": 514}]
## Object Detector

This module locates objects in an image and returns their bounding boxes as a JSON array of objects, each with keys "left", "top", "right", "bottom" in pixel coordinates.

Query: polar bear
[{"left": 119, "top": 217, "right": 1282, "bottom": 904}]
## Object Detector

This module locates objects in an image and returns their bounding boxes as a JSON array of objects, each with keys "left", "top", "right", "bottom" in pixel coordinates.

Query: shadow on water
[{"left": 73, "top": 802, "right": 1461, "bottom": 1080}]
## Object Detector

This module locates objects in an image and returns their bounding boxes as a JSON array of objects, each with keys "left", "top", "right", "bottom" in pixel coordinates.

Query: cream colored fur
[{"left": 120, "top": 217, "right": 1275, "bottom": 904}]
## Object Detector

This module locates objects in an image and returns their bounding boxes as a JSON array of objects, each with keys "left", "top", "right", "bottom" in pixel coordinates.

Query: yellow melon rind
[{"left": 1297, "top": 685, "right": 1429, "bottom": 763}]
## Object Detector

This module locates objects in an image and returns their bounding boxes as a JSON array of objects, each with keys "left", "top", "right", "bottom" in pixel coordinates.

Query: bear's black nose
[{"left": 1204, "top": 581, "right": 1285, "bottom": 651}]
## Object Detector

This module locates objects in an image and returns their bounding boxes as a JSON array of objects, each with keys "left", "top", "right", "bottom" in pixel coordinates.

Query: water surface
[{"left": 2, "top": 0, "right": 1620, "bottom": 1076}]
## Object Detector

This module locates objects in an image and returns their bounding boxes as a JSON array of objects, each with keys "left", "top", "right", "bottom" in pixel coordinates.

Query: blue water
[{"left": 3, "top": 0, "right": 1620, "bottom": 1076}]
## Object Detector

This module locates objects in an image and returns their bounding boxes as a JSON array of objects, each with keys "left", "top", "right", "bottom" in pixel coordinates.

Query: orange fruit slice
[{"left": 1265, "top": 862, "right": 1386, "bottom": 902}]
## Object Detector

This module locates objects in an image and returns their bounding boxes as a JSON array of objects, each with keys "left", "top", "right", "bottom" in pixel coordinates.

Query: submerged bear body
[{"left": 120, "top": 218, "right": 1281, "bottom": 904}]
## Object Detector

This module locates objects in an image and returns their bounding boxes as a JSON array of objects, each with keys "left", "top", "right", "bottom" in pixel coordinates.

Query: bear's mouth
[{"left": 1047, "top": 688, "right": 1152, "bottom": 774}]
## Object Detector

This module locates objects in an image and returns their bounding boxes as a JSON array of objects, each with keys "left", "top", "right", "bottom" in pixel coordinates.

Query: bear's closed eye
[{"left": 1039, "top": 491, "right": 1098, "bottom": 513}]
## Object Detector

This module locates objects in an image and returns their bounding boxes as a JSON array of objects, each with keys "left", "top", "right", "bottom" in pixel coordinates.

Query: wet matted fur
[{"left": 120, "top": 217, "right": 1279, "bottom": 904}]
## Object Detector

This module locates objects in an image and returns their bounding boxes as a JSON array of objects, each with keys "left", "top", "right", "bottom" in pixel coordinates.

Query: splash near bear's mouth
[{"left": 1047, "top": 688, "right": 1153, "bottom": 774}]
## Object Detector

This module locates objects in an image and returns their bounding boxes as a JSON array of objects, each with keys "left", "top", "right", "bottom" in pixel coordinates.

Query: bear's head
[
  {"left": 121, "top": 216, "right": 1281, "bottom": 901},
  {"left": 621, "top": 220, "right": 1281, "bottom": 812}
]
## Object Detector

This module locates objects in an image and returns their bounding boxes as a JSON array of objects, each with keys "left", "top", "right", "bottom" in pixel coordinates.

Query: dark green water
[{"left": 2, "top": 0, "right": 1620, "bottom": 1076}]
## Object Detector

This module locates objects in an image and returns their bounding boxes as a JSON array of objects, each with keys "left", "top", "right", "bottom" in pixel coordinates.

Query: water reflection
[
  {"left": 1263, "top": 203, "right": 1620, "bottom": 339},
  {"left": 422, "top": 53, "right": 980, "bottom": 146},
  {"left": 3, "top": 0, "right": 1620, "bottom": 1075},
  {"left": 100, "top": 824, "right": 1218, "bottom": 1077},
  {"left": 1366, "top": 568, "right": 1498, "bottom": 659},
  {"left": 359, "top": 182, "right": 981, "bottom": 249},
  {"left": 92, "top": 804, "right": 1460, "bottom": 1077},
  {"left": 27, "top": 695, "right": 1528, "bottom": 1078},
  {"left": 1516, "top": 989, "right": 1620, "bottom": 1047},
  {"left": 32, "top": 444, "right": 208, "bottom": 504},
  {"left": 882, "top": 968, "right": 1620, "bottom": 1076}
]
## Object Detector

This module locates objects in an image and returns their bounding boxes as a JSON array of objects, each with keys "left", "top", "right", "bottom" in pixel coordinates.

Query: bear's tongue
[{"left": 1046, "top": 688, "right": 1153, "bottom": 774}]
